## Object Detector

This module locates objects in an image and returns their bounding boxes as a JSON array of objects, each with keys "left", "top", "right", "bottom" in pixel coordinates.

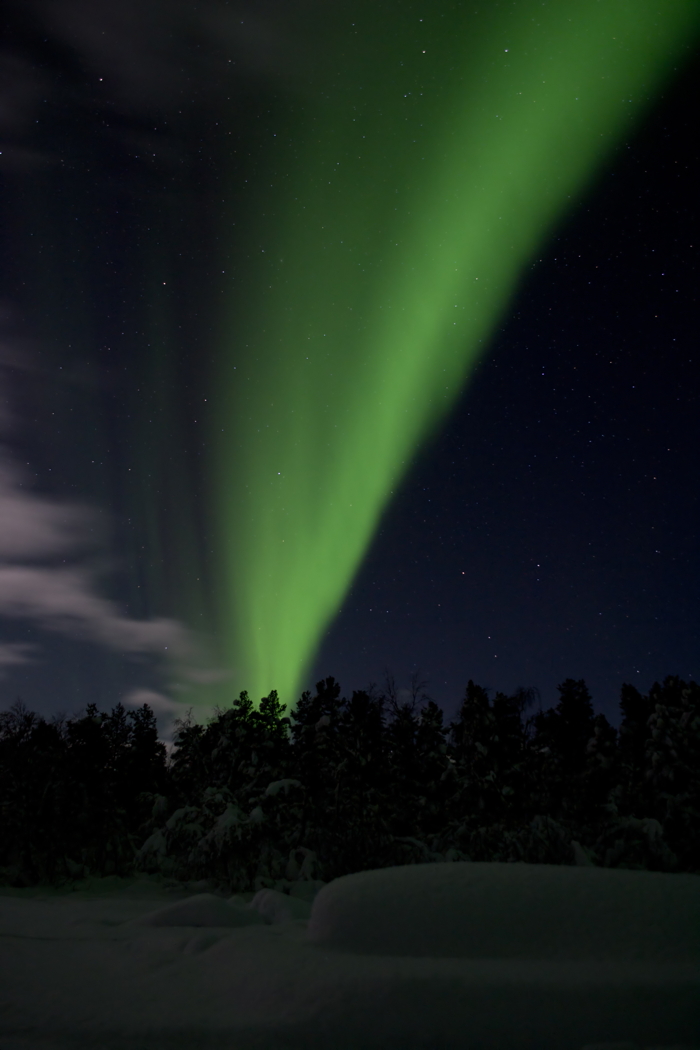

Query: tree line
[{"left": 0, "top": 673, "right": 697, "bottom": 891}]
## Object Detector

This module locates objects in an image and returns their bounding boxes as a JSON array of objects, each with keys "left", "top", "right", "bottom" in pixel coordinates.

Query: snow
[
  {"left": 130, "top": 892, "right": 268, "bottom": 928},
  {"left": 307, "top": 862, "right": 700, "bottom": 961},
  {"left": 0, "top": 861, "right": 697, "bottom": 1050}
]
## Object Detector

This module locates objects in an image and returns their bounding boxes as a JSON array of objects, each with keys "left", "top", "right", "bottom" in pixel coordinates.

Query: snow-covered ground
[{"left": 0, "top": 861, "right": 698, "bottom": 1049}]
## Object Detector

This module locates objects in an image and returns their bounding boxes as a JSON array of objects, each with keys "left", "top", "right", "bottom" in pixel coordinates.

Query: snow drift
[
  {"left": 306, "top": 861, "right": 700, "bottom": 961},
  {"left": 0, "top": 861, "right": 697, "bottom": 1050}
]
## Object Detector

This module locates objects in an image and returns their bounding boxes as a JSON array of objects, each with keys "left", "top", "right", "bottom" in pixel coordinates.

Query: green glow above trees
[{"left": 210, "top": 1, "right": 699, "bottom": 705}]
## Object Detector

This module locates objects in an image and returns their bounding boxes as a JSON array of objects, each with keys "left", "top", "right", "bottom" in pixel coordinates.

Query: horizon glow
[{"left": 209, "top": 1, "right": 699, "bottom": 707}]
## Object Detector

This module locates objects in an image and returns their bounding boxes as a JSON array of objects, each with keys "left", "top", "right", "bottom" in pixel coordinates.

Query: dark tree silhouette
[{"left": 2, "top": 673, "right": 699, "bottom": 890}]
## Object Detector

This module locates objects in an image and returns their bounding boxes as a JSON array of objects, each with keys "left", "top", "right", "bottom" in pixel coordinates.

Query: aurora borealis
[
  {"left": 213, "top": 2, "right": 700, "bottom": 704},
  {"left": 0, "top": 1, "right": 698, "bottom": 729}
]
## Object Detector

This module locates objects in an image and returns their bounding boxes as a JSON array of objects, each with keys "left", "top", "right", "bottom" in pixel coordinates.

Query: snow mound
[
  {"left": 289, "top": 878, "right": 326, "bottom": 902},
  {"left": 248, "top": 888, "right": 312, "bottom": 923},
  {"left": 1, "top": 869, "right": 698, "bottom": 1048},
  {"left": 130, "top": 889, "right": 312, "bottom": 928},
  {"left": 306, "top": 861, "right": 700, "bottom": 961},
  {"left": 130, "top": 892, "right": 265, "bottom": 927}
]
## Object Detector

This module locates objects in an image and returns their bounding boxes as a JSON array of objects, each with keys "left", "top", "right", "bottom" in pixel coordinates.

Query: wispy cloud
[
  {"left": 0, "top": 641, "right": 36, "bottom": 677},
  {"left": 0, "top": 564, "right": 188, "bottom": 654},
  {"left": 0, "top": 456, "right": 187, "bottom": 657},
  {"left": 0, "top": 0, "right": 311, "bottom": 174},
  {"left": 0, "top": 335, "right": 230, "bottom": 719},
  {"left": 0, "top": 459, "right": 99, "bottom": 561},
  {"left": 182, "top": 667, "right": 232, "bottom": 685},
  {"left": 122, "top": 688, "right": 182, "bottom": 714}
]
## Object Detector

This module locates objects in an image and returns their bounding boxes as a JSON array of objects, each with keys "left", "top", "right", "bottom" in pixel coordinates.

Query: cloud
[
  {"left": 0, "top": 3, "right": 345, "bottom": 205},
  {"left": 0, "top": 460, "right": 99, "bottom": 561},
  {"left": 0, "top": 448, "right": 190, "bottom": 660},
  {"left": 0, "top": 564, "right": 189, "bottom": 655},
  {"left": 0, "top": 335, "right": 191, "bottom": 660},
  {"left": 122, "top": 688, "right": 182, "bottom": 714},
  {"left": 182, "top": 667, "right": 232, "bottom": 685},
  {"left": 29, "top": 0, "right": 307, "bottom": 103},
  {"left": 0, "top": 0, "right": 311, "bottom": 171},
  {"left": 0, "top": 642, "right": 36, "bottom": 676},
  {"left": 0, "top": 357, "right": 228, "bottom": 697}
]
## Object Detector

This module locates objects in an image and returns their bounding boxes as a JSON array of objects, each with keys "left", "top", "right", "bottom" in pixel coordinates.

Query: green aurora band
[{"left": 210, "top": 1, "right": 699, "bottom": 706}]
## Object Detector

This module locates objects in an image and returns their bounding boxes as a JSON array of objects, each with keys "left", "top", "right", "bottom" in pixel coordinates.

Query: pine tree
[
  {"left": 528, "top": 679, "right": 595, "bottom": 820},
  {"left": 644, "top": 677, "right": 700, "bottom": 870},
  {"left": 332, "top": 689, "right": 390, "bottom": 873},
  {"left": 448, "top": 680, "right": 500, "bottom": 821},
  {"left": 616, "top": 682, "right": 650, "bottom": 810},
  {"left": 580, "top": 711, "right": 618, "bottom": 827},
  {"left": 288, "top": 677, "right": 346, "bottom": 876}
]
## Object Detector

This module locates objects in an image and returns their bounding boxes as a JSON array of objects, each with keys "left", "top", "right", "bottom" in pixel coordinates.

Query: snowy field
[{"left": 0, "top": 861, "right": 698, "bottom": 1050}]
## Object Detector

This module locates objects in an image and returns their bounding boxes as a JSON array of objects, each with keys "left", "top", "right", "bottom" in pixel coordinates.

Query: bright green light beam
[{"left": 212, "top": 1, "right": 698, "bottom": 706}]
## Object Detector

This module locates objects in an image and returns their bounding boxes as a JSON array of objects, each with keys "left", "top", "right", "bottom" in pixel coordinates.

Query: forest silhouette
[{"left": 1, "top": 674, "right": 697, "bottom": 891}]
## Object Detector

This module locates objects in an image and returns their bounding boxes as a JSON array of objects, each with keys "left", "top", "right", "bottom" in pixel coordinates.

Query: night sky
[
  {"left": 0, "top": 0, "right": 698, "bottom": 738},
  {"left": 314, "top": 44, "right": 700, "bottom": 724}
]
